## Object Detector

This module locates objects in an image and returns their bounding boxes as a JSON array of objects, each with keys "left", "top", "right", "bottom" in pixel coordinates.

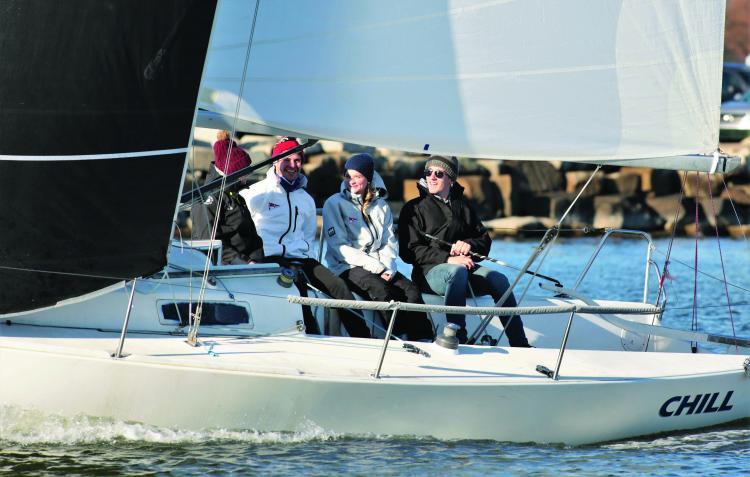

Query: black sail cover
[{"left": 0, "top": 0, "right": 218, "bottom": 314}]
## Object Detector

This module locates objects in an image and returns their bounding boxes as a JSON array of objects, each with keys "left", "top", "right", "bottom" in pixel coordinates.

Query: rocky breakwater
[
  {"left": 181, "top": 130, "right": 750, "bottom": 240},
  {"left": 302, "top": 148, "right": 750, "bottom": 239}
]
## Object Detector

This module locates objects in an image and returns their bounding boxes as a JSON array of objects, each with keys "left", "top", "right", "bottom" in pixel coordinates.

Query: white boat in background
[{"left": 0, "top": 0, "right": 749, "bottom": 445}]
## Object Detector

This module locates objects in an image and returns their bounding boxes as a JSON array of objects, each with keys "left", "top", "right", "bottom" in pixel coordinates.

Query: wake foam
[
  {"left": 604, "top": 424, "right": 750, "bottom": 452},
  {"left": 0, "top": 405, "right": 342, "bottom": 445}
]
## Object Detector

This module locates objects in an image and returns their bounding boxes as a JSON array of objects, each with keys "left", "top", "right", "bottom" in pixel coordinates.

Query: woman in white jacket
[{"left": 323, "top": 154, "right": 433, "bottom": 341}]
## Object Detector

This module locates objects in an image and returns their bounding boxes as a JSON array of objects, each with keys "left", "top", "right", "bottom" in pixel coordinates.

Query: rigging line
[
  {"left": 471, "top": 168, "right": 599, "bottom": 344},
  {"left": 420, "top": 232, "right": 563, "bottom": 286},
  {"left": 707, "top": 171, "right": 738, "bottom": 351},
  {"left": 720, "top": 174, "right": 749, "bottom": 249},
  {"left": 494, "top": 231, "right": 559, "bottom": 345},
  {"left": 691, "top": 172, "right": 700, "bottom": 351},
  {"left": 164, "top": 269, "right": 186, "bottom": 329},
  {"left": 667, "top": 301, "right": 750, "bottom": 310},
  {"left": 0, "top": 264, "right": 128, "bottom": 281},
  {"left": 187, "top": 130, "right": 199, "bottom": 329},
  {"left": 517, "top": 233, "right": 558, "bottom": 305},
  {"left": 557, "top": 166, "right": 601, "bottom": 226},
  {"left": 157, "top": 275, "right": 749, "bottom": 309},
  {"left": 482, "top": 226, "right": 603, "bottom": 234},
  {"left": 5, "top": 261, "right": 741, "bottom": 313},
  {"left": 652, "top": 248, "right": 750, "bottom": 294},
  {"left": 189, "top": 0, "right": 262, "bottom": 346},
  {"left": 657, "top": 171, "right": 688, "bottom": 298},
  {"left": 645, "top": 170, "right": 688, "bottom": 350},
  {"left": 164, "top": 220, "right": 187, "bottom": 326}
]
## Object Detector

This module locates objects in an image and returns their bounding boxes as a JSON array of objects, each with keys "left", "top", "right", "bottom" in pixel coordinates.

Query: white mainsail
[{"left": 198, "top": 0, "right": 735, "bottom": 172}]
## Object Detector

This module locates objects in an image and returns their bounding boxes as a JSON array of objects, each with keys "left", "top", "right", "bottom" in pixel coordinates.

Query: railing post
[
  {"left": 372, "top": 305, "right": 399, "bottom": 379},
  {"left": 552, "top": 309, "right": 576, "bottom": 380},
  {"left": 114, "top": 278, "right": 138, "bottom": 358}
]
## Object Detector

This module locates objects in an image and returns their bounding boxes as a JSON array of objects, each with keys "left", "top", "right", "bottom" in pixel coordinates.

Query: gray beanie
[{"left": 425, "top": 155, "right": 459, "bottom": 180}]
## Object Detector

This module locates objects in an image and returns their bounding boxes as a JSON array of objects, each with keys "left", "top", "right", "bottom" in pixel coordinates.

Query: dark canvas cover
[{"left": 0, "top": 0, "right": 218, "bottom": 313}]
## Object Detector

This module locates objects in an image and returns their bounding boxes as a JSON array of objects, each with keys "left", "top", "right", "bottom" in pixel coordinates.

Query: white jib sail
[{"left": 198, "top": 0, "right": 734, "bottom": 172}]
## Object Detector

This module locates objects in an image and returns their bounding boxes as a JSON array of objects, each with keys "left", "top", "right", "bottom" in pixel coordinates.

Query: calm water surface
[{"left": 2, "top": 237, "right": 749, "bottom": 476}]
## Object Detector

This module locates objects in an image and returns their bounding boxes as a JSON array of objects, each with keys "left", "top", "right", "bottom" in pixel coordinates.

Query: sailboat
[{"left": 1, "top": 0, "right": 748, "bottom": 445}]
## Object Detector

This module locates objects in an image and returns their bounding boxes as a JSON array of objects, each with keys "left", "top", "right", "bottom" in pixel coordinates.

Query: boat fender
[{"left": 744, "top": 357, "right": 750, "bottom": 378}]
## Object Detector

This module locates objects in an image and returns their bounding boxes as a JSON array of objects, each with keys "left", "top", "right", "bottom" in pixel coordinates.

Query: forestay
[{"left": 199, "top": 0, "right": 733, "bottom": 171}]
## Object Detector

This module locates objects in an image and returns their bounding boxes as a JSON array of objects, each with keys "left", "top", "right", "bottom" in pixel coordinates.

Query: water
[{"left": 2, "top": 238, "right": 749, "bottom": 476}]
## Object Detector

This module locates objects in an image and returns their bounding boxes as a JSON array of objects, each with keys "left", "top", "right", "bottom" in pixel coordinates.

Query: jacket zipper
[
  {"left": 360, "top": 205, "right": 376, "bottom": 250},
  {"left": 293, "top": 206, "right": 299, "bottom": 232},
  {"left": 278, "top": 192, "right": 293, "bottom": 253}
]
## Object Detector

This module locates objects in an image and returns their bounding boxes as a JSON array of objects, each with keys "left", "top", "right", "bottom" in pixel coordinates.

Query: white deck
[{"left": 1, "top": 323, "right": 745, "bottom": 382}]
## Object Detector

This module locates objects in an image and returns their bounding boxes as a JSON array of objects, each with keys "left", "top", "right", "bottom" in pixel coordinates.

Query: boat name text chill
[{"left": 659, "top": 391, "right": 735, "bottom": 417}]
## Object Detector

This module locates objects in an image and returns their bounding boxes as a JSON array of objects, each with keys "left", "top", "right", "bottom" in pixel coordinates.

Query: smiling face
[
  {"left": 275, "top": 153, "right": 303, "bottom": 182},
  {"left": 425, "top": 165, "right": 452, "bottom": 198},
  {"left": 345, "top": 169, "right": 368, "bottom": 195}
]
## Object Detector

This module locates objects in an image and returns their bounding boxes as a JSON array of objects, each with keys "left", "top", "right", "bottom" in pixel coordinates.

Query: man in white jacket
[{"left": 240, "top": 137, "right": 370, "bottom": 338}]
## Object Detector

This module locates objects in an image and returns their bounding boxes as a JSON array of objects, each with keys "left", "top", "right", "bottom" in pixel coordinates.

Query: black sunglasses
[{"left": 424, "top": 169, "right": 446, "bottom": 179}]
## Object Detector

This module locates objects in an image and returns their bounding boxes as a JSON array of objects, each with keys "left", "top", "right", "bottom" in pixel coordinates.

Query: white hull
[
  {"left": 0, "top": 327, "right": 747, "bottom": 445},
  {"left": 1, "top": 244, "right": 746, "bottom": 445}
]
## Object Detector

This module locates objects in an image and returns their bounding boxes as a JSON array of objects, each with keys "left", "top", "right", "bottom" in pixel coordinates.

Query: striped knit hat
[{"left": 425, "top": 155, "right": 459, "bottom": 180}]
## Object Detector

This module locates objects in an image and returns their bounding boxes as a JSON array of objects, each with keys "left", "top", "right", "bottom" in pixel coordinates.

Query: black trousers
[
  {"left": 263, "top": 256, "right": 371, "bottom": 338},
  {"left": 340, "top": 267, "right": 435, "bottom": 341}
]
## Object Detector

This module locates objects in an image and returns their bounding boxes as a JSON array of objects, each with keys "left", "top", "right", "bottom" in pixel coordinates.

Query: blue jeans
[{"left": 425, "top": 264, "right": 529, "bottom": 346}]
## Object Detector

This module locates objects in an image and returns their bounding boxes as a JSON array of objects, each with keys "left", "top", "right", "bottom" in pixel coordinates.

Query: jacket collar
[
  {"left": 265, "top": 166, "right": 308, "bottom": 190},
  {"left": 417, "top": 177, "right": 465, "bottom": 200}
]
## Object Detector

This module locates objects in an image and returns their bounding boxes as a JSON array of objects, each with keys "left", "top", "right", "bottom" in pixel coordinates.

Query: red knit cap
[
  {"left": 272, "top": 137, "right": 304, "bottom": 160},
  {"left": 214, "top": 139, "right": 250, "bottom": 175}
]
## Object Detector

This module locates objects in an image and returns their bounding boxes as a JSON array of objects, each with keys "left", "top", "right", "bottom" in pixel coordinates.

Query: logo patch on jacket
[
  {"left": 327, "top": 227, "right": 336, "bottom": 237},
  {"left": 347, "top": 216, "right": 358, "bottom": 224},
  {"left": 268, "top": 202, "right": 280, "bottom": 210}
]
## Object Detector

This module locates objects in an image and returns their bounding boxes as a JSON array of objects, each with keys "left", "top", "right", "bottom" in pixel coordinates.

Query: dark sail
[{"left": 0, "top": 0, "right": 218, "bottom": 314}]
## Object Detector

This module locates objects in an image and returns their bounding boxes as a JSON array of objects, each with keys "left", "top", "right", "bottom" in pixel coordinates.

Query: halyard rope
[{"left": 188, "top": 0, "right": 262, "bottom": 345}]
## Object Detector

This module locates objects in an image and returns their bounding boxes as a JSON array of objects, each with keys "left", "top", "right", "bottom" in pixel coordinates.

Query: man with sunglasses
[{"left": 398, "top": 155, "right": 530, "bottom": 346}]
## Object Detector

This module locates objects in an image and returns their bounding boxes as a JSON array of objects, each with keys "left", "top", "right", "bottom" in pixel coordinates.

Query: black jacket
[
  {"left": 191, "top": 165, "right": 264, "bottom": 264},
  {"left": 398, "top": 180, "right": 491, "bottom": 290}
]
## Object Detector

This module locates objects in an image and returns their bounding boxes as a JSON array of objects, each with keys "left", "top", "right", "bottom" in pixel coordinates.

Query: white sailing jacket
[
  {"left": 322, "top": 172, "right": 398, "bottom": 277},
  {"left": 240, "top": 168, "right": 317, "bottom": 259}
]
